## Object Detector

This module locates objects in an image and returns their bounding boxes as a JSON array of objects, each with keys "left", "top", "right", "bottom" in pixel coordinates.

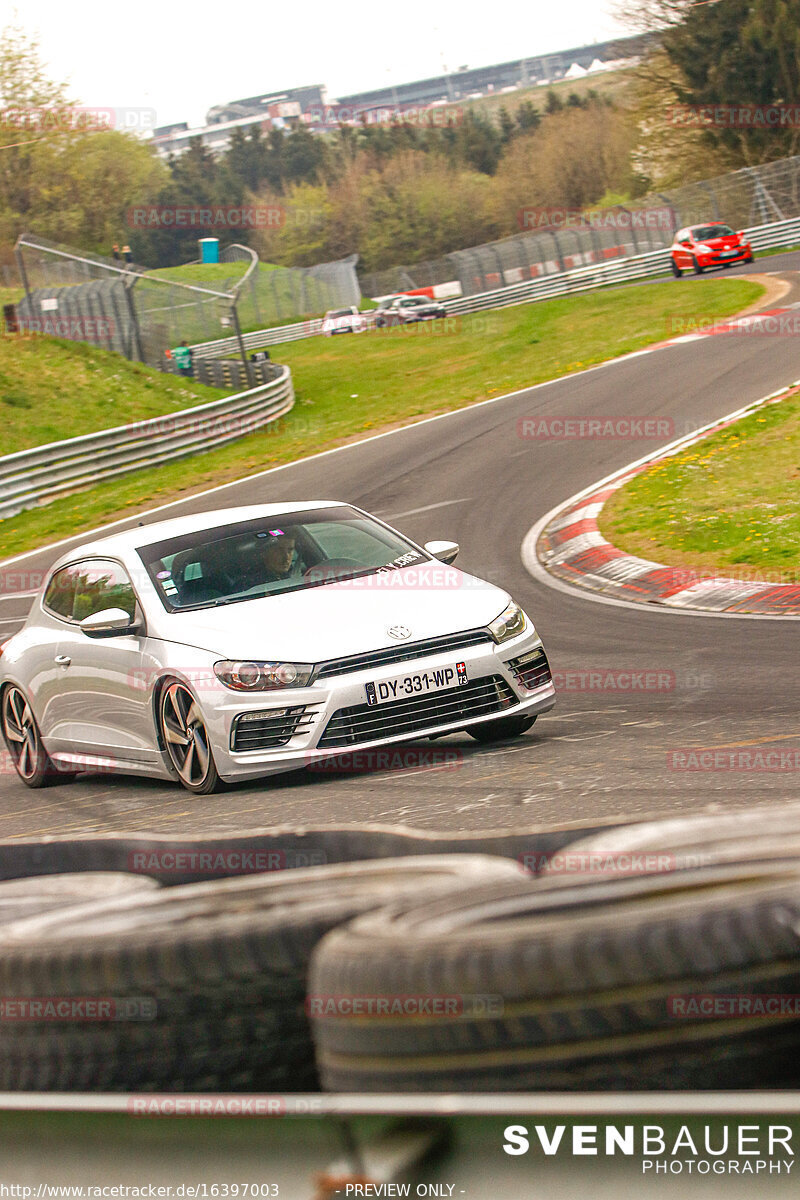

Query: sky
[{"left": 9, "top": 0, "right": 633, "bottom": 129}]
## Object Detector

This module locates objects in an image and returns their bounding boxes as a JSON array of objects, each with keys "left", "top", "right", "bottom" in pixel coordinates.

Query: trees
[
  {"left": 494, "top": 100, "right": 641, "bottom": 221},
  {"left": 626, "top": 0, "right": 800, "bottom": 174},
  {"left": 664, "top": 0, "right": 800, "bottom": 163},
  {"left": 2, "top": 20, "right": 645, "bottom": 277},
  {"left": 0, "top": 23, "right": 166, "bottom": 261}
]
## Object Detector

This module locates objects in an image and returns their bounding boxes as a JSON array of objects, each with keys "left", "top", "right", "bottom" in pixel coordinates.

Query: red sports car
[{"left": 670, "top": 222, "right": 754, "bottom": 276}]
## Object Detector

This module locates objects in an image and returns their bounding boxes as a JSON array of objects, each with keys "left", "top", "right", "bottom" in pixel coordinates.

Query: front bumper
[
  {"left": 699, "top": 246, "right": 750, "bottom": 267},
  {"left": 202, "top": 629, "right": 555, "bottom": 782}
]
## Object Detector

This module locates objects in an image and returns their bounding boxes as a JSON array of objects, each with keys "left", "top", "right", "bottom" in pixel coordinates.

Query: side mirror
[
  {"left": 80, "top": 608, "right": 141, "bottom": 638},
  {"left": 424, "top": 540, "right": 459, "bottom": 565}
]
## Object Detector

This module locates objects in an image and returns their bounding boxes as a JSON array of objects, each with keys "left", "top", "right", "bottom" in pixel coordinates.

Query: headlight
[
  {"left": 213, "top": 661, "right": 314, "bottom": 690},
  {"left": 488, "top": 601, "right": 528, "bottom": 644},
  {"left": 694, "top": 243, "right": 711, "bottom": 254}
]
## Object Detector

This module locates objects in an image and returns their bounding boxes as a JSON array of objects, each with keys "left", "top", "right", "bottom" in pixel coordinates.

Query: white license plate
[{"left": 365, "top": 662, "right": 468, "bottom": 706}]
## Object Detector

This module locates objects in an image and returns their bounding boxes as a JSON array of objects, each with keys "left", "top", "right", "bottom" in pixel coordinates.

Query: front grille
[
  {"left": 314, "top": 629, "right": 493, "bottom": 681},
  {"left": 508, "top": 646, "right": 552, "bottom": 692},
  {"left": 318, "top": 675, "right": 517, "bottom": 748},
  {"left": 231, "top": 706, "right": 315, "bottom": 752}
]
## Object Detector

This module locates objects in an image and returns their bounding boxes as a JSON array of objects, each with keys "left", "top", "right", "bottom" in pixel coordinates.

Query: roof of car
[{"left": 50, "top": 501, "right": 350, "bottom": 568}]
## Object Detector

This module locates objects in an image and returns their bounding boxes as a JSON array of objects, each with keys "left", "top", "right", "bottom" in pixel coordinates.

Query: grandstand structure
[{"left": 150, "top": 33, "right": 652, "bottom": 158}]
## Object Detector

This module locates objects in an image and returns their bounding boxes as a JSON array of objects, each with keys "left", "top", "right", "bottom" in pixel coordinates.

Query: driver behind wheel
[{"left": 255, "top": 529, "right": 303, "bottom": 582}]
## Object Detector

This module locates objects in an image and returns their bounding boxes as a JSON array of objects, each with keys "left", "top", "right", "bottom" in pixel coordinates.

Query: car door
[
  {"left": 680, "top": 232, "right": 696, "bottom": 266},
  {"left": 46, "top": 558, "right": 158, "bottom": 765}
]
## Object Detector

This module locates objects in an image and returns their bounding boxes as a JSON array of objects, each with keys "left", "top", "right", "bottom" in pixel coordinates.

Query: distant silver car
[
  {"left": 0, "top": 502, "right": 555, "bottom": 794},
  {"left": 321, "top": 307, "right": 368, "bottom": 336},
  {"left": 375, "top": 295, "right": 448, "bottom": 327}
]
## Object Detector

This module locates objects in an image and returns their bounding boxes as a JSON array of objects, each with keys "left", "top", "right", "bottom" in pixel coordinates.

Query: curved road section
[
  {"left": 1, "top": 256, "right": 799, "bottom": 838},
  {"left": 530, "top": 378, "right": 800, "bottom": 616}
]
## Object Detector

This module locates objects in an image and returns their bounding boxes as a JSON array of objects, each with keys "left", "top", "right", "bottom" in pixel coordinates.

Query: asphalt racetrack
[{"left": 1, "top": 255, "right": 799, "bottom": 838}]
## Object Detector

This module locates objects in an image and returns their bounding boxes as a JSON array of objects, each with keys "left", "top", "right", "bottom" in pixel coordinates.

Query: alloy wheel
[
  {"left": 2, "top": 686, "right": 44, "bottom": 783},
  {"left": 160, "top": 681, "right": 220, "bottom": 792}
]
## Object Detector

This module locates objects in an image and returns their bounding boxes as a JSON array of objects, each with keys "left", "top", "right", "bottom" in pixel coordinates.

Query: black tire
[
  {"left": 158, "top": 679, "right": 221, "bottom": 794},
  {"left": 1, "top": 685, "right": 64, "bottom": 788},
  {"left": 0, "top": 817, "right": 624, "bottom": 887},
  {"left": 0, "top": 854, "right": 520, "bottom": 1091},
  {"left": 745, "top": 253, "right": 754, "bottom": 263},
  {"left": 545, "top": 805, "right": 800, "bottom": 880},
  {"left": 670, "top": 258, "right": 682, "bottom": 277},
  {"left": 309, "top": 860, "right": 800, "bottom": 1091},
  {"left": 0, "top": 872, "right": 159, "bottom": 924},
  {"left": 467, "top": 714, "right": 536, "bottom": 743},
  {"left": 692, "top": 256, "right": 704, "bottom": 274}
]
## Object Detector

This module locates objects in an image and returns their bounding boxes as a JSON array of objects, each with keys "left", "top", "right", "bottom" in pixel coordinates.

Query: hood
[
  {"left": 154, "top": 565, "right": 509, "bottom": 662},
  {"left": 704, "top": 233, "right": 740, "bottom": 247}
]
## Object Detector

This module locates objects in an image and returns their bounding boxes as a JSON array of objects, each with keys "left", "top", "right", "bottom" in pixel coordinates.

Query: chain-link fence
[
  {"left": 12, "top": 235, "right": 362, "bottom": 371},
  {"left": 233, "top": 254, "right": 361, "bottom": 330},
  {"left": 359, "top": 154, "right": 800, "bottom": 297}
]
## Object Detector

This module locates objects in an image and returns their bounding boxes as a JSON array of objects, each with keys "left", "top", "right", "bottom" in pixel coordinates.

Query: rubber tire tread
[
  {"left": 0, "top": 854, "right": 518, "bottom": 1092},
  {"left": 309, "top": 863, "right": 800, "bottom": 1091}
]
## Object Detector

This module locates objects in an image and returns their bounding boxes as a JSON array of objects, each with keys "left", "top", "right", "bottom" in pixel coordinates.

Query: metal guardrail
[
  {"left": 6, "top": 213, "right": 795, "bottom": 524},
  {"left": 191, "top": 318, "right": 324, "bottom": 360},
  {"left": 0, "top": 367, "right": 294, "bottom": 521},
  {"left": 190, "top": 216, "right": 800, "bottom": 354}
]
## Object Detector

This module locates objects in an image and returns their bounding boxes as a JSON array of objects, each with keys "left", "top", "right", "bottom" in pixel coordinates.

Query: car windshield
[
  {"left": 691, "top": 224, "right": 734, "bottom": 239},
  {"left": 137, "top": 507, "right": 430, "bottom": 611}
]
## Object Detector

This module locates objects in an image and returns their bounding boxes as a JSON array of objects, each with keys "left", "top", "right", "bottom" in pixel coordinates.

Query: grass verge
[
  {"left": 0, "top": 336, "right": 229, "bottom": 455},
  {"left": 599, "top": 388, "right": 800, "bottom": 582},
  {"left": 0, "top": 276, "right": 763, "bottom": 560}
]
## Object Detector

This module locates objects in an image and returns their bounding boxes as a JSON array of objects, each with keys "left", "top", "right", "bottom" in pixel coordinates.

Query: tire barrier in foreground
[
  {"left": 542, "top": 805, "right": 800, "bottom": 881},
  {"left": 0, "top": 854, "right": 521, "bottom": 1092},
  {"left": 0, "top": 816, "right": 627, "bottom": 886},
  {"left": 0, "top": 871, "right": 159, "bottom": 924},
  {"left": 309, "top": 859, "right": 800, "bottom": 1091}
]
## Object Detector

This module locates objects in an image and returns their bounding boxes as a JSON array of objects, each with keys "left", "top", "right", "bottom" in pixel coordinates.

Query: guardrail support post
[
  {"left": 123, "top": 274, "right": 147, "bottom": 364},
  {"left": 230, "top": 305, "right": 254, "bottom": 388},
  {"left": 14, "top": 241, "right": 33, "bottom": 310}
]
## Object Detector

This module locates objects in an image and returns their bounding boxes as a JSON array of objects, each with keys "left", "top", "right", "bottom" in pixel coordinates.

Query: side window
[
  {"left": 45, "top": 560, "right": 136, "bottom": 622},
  {"left": 71, "top": 560, "right": 136, "bottom": 622},
  {"left": 43, "top": 567, "right": 78, "bottom": 619}
]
